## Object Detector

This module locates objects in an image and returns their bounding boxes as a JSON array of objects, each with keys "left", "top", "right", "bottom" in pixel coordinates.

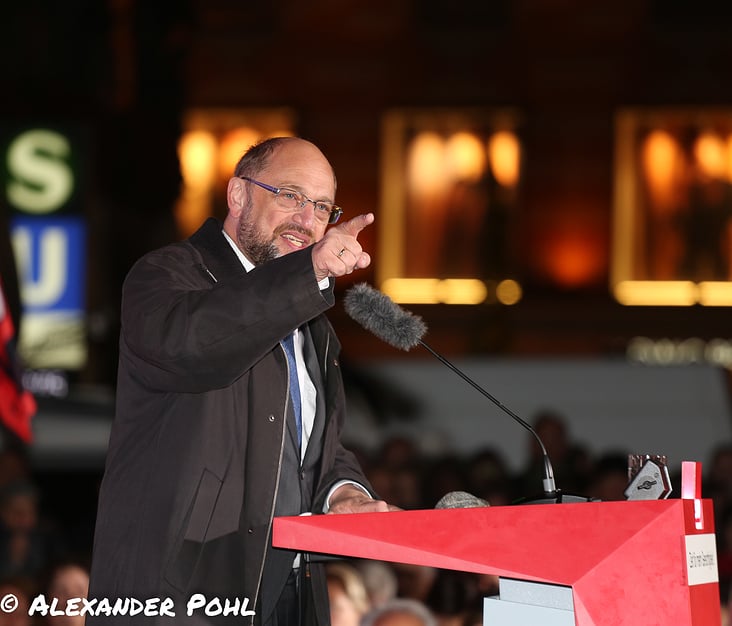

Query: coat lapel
[{"left": 188, "top": 217, "right": 245, "bottom": 282}]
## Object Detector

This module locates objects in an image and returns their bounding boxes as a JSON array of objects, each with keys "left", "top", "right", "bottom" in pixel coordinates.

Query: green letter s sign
[{"left": 6, "top": 129, "right": 74, "bottom": 214}]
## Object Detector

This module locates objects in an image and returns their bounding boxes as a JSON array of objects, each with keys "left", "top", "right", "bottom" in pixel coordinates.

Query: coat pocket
[{"left": 163, "top": 469, "right": 223, "bottom": 593}]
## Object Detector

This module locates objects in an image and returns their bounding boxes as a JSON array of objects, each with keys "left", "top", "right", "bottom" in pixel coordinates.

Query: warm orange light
[
  {"left": 698, "top": 282, "right": 732, "bottom": 306},
  {"left": 694, "top": 131, "right": 726, "bottom": 180},
  {"left": 218, "top": 127, "right": 261, "bottom": 179},
  {"left": 540, "top": 223, "right": 605, "bottom": 288},
  {"left": 551, "top": 243, "right": 600, "bottom": 286},
  {"left": 614, "top": 281, "right": 698, "bottom": 306},
  {"left": 382, "top": 278, "right": 442, "bottom": 304},
  {"left": 444, "top": 132, "right": 486, "bottom": 183},
  {"left": 407, "top": 132, "right": 448, "bottom": 197},
  {"left": 614, "top": 281, "right": 732, "bottom": 306},
  {"left": 381, "top": 278, "right": 490, "bottom": 305},
  {"left": 216, "top": 127, "right": 294, "bottom": 180},
  {"left": 496, "top": 279, "right": 522, "bottom": 305},
  {"left": 641, "top": 130, "right": 683, "bottom": 213},
  {"left": 726, "top": 134, "right": 732, "bottom": 183},
  {"left": 438, "top": 279, "right": 489, "bottom": 304},
  {"left": 178, "top": 130, "right": 217, "bottom": 189},
  {"left": 487, "top": 131, "right": 520, "bottom": 187},
  {"left": 176, "top": 131, "right": 218, "bottom": 237}
]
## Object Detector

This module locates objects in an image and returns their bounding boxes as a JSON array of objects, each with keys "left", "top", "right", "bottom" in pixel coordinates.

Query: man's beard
[
  {"left": 236, "top": 205, "right": 315, "bottom": 266},
  {"left": 236, "top": 216, "right": 279, "bottom": 266}
]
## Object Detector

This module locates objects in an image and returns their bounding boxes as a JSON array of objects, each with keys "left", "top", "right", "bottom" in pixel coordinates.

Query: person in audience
[
  {"left": 389, "top": 465, "right": 424, "bottom": 511},
  {"left": 705, "top": 443, "right": 732, "bottom": 511},
  {"left": 421, "top": 456, "right": 466, "bottom": 511},
  {"left": 361, "top": 598, "right": 437, "bottom": 626},
  {"left": 327, "top": 562, "right": 371, "bottom": 626},
  {"left": 377, "top": 437, "right": 421, "bottom": 473},
  {"left": 586, "top": 452, "right": 630, "bottom": 501},
  {"left": 513, "top": 410, "right": 592, "bottom": 498},
  {"left": 354, "top": 561, "right": 398, "bottom": 609},
  {"left": 424, "top": 570, "right": 485, "bottom": 626},
  {"left": 391, "top": 564, "right": 438, "bottom": 604},
  {"left": 0, "top": 576, "right": 33, "bottom": 626},
  {"left": 0, "top": 447, "right": 31, "bottom": 491},
  {"left": 44, "top": 561, "right": 90, "bottom": 626},
  {"left": 464, "top": 447, "right": 513, "bottom": 506},
  {"left": 0, "top": 481, "right": 61, "bottom": 580}
]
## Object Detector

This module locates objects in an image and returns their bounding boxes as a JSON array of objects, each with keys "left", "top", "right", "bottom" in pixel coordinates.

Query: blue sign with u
[{"left": 10, "top": 215, "right": 86, "bottom": 314}]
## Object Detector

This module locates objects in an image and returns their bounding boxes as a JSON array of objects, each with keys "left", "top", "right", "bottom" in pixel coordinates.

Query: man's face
[{"left": 235, "top": 140, "right": 336, "bottom": 264}]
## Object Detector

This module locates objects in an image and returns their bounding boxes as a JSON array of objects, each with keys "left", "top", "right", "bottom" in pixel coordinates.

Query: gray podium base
[{"left": 484, "top": 577, "right": 575, "bottom": 626}]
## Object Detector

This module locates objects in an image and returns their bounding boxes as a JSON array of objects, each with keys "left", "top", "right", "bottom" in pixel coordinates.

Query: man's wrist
[{"left": 324, "top": 480, "right": 371, "bottom": 513}]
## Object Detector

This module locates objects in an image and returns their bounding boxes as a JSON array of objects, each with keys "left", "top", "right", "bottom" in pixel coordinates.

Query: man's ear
[{"left": 227, "top": 177, "right": 246, "bottom": 215}]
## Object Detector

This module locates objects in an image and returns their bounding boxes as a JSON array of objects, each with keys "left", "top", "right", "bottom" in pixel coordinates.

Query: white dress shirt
[{"left": 222, "top": 231, "right": 369, "bottom": 512}]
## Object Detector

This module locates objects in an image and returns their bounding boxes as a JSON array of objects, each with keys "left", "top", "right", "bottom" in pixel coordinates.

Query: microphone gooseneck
[
  {"left": 344, "top": 283, "right": 559, "bottom": 499},
  {"left": 416, "top": 340, "right": 557, "bottom": 496}
]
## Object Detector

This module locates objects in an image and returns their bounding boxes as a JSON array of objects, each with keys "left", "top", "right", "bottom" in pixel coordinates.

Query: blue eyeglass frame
[{"left": 239, "top": 176, "right": 343, "bottom": 224}]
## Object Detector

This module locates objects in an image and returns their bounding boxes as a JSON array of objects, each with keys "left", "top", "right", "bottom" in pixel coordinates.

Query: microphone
[
  {"left": 344, "top": 283, "right": 588, "bottom": 504},
  {"left": 434, "top": 491, "right": 489, "bottom": 509},
  {"left": 342, "top": 283, "right": 426, "bottom": 351}
]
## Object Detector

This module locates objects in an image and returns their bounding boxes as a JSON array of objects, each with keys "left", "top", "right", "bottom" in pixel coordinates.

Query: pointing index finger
[{"left": 340, "top": 212, "right": 374, "bottom": 237}]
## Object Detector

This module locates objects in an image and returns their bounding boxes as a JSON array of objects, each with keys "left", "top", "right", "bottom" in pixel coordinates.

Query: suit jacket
[{"left": 87, "top": 218, "right": 372, "bottom": 625}]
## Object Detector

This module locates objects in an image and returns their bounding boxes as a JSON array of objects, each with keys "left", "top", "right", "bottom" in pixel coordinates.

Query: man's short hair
[{"left": 360, "top": 598, "right": 437, "bottom": 626}]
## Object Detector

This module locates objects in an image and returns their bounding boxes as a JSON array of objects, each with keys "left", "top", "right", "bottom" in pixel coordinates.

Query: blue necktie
[{"left": 281, "top": 333, "right": 302, "bottom": 447}]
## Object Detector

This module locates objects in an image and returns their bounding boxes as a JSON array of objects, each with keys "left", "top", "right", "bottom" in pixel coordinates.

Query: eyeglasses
[{"left": 239, "top": 177, "right": 343, "bottom": 225}]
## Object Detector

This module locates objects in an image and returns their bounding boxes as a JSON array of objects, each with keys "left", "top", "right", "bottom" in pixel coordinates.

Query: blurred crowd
[
  {"left": 0, "top": 411, "right": 731, "bottom": 625},
  {"left": 347, "top": 412, "right": 732, "bottom": 626},
  {"left": 0, "top": 444, "right": 90, "bottom": 626}
]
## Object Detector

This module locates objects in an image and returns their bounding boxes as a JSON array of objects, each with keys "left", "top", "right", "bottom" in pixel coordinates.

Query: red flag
[{"left": 0, "top": 276, "right": 36, "bottom": 443}]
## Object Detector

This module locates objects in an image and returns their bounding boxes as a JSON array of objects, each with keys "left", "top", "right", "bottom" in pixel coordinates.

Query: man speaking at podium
[{"left": 87, "top": 137, "right": 395, "bottom": 626}]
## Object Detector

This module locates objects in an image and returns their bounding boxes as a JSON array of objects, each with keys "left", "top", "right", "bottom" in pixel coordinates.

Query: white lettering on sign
[
  {"left": 685, "top": 533, "right": 718, "bottom": 586},
  {"left": 12, "top": 226, "right": 68, "bottom": 308},
  {"left": 6, "top": 129, "right": 74, "bottom": 214}
]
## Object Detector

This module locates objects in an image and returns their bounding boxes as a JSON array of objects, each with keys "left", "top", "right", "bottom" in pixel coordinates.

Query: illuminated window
[
  {"left": 613, "top": 109, "right": 732, "bottom": 306},
  {"left": 380, "top": 109, "right": 523, "bottom": 305}
]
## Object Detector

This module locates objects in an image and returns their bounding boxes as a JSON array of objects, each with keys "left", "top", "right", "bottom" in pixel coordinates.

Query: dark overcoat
[{"left": 87, "top": 218, "right": 371, "bottom": 625}]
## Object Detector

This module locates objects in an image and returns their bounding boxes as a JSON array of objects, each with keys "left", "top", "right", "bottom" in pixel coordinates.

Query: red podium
[{"left": 273, "top": 463, "right": 721, "bottom": 626}]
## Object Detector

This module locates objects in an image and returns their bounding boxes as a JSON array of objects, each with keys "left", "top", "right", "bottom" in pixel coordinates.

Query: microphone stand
[{"left": 418, "top": 341, "right": 594, "bottom": 505}]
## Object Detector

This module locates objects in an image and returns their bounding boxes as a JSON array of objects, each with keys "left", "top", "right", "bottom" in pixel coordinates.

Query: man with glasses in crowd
[{"left": 87, "top": 137, "right": 396, "bottom": 626}]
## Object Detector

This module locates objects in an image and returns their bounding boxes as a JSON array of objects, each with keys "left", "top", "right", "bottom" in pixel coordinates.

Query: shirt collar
[{"left": 222, "top": 229, "right": 255, "bottom": 273}]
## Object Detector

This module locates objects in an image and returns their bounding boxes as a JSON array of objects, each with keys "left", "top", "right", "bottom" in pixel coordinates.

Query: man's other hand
[{"left": 326, "top": 484, "right": 400, "bottom": 514}]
